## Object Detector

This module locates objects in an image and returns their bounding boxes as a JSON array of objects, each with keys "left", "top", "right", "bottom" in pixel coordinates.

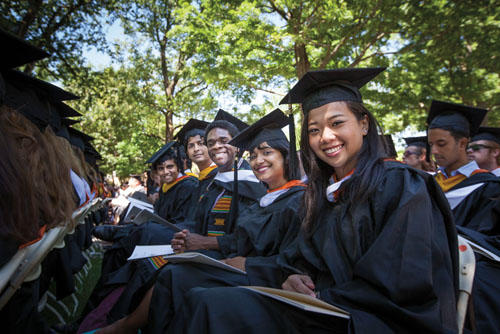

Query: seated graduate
[
  {"left": 77, "top": 112, "right": 266, "bottom": 330},
  {"left": 146, "top": 170, "right": 161, "bottom": 204},
  {"left": 94, "top": 109, "right": 306, "bottom": 334},
  {"left": 467, "top": 127, "right": 500, "bottom": 176},
  {"left": 174, "top": 118, "right": 217, "bottom": 206},
  {"left": 167, "top": 68, "right": 459, "bottom": 334},
  {"left": 0, "top": 108, "right": 77, "bottom": 333},
  {"left": 80, "top": 142, "right": 198, "bottom": 315},
  {"left": 150, "top": 142, "right": 199, "bottom": 223},
  {"left": 427, "top": 101, "right": 500, "bottom": 333},
  {"left": 403, "top": 136, "right": 436, "bottom": 172},
  {"left": 0, "top": 107, "right": 40, "bottom": 267}
]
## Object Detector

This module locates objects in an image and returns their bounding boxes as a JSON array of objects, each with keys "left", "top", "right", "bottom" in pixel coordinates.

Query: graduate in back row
[
  {"left": 427, "top": 101, "right": 500, "bottom": 333},
  {"left": 467, "top": 127, "right": 500, "bottom": 176},
  {"left": 167, "top": 68, "right": 459, "bottom": 333},
  {"left": 403, "top": 136, "right": 436, "bottom": 172}
]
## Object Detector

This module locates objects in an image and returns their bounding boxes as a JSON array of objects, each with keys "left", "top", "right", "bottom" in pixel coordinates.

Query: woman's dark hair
[
  {"left": 300, "top": 101, "right": 386, "bottom": 232},
  {"left": 249, "top": 138, "right": 298, "bottom": 183}
]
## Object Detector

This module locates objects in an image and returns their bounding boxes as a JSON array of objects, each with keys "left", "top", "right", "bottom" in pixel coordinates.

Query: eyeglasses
[
  {"left": 403, "top": 151, "right": 419, "bottom": 158},
  {"left": 467, "top": 144, "right": 493, "bottom": 152}
]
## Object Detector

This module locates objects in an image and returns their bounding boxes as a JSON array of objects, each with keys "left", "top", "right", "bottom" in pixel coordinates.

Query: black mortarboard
[
  {"left": 2, "top": 69, "right": 79, "bottom": 130},
  {"left": 427, "top": 100, "right": 487, "bottom": 137},
  {"left": 214, "top": 109, "right": 248, "bottom": 131},
  {"left": 382, "top": 134, "right": 397, "bottom": 158},
  {"left": 146, "top": 141, "right": 177, "bottom": 164},
  {"left": 404, "top": 136, "right": 427, "bottom": 149},
  {"left": 56, "top": 125, "right": 70, "bottom": 141},
  {"left": 84, "top": 143, "right": 102, "bottom": 166},
  {"left": 471, "top": 127, "right": 500, "bottom": 145},
  {"left": 2, "top": 69, "right": 79, "bottom": 101},
  {"left": 49, "top": 102, "right": 81, "bottom": 132},
  {"left": 229, "top": 109, "right": 289, "bottom": 152},
  {"left": 279, "top": 67, "right": 386, "bottom": 113},
  {"left": 62, "top": 118, "right": 80, "bottom": 126},
  {"left": 174, "top": 118, "right": 210, "bottom": 147},
  {"left": 68, "top": 127, "right": 94, "bottom": 151},
  {"left": 55, "top": 101, "right": 82, "bottom": 117},
  {"left": 0, "top": 28, "right": 50, "bottom": 69}
]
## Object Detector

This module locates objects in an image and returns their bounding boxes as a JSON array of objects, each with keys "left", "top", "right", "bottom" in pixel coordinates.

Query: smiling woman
[
  {"left": 167, "top": 68, "right": 459, "bottom": 334},
  {"left": 249, "top": 143, "right": 287, "bottom": 190}
]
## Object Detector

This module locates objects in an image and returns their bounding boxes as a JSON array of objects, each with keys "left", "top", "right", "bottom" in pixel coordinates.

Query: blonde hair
[{"left": 0, "top": 107, "right": 76, "bottom": 230}]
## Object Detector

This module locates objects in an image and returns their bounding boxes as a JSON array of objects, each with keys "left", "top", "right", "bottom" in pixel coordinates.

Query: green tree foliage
[
  {"left": 65, "top": 65, "right": 166, "bottom": 178},
  {"left": 2, "top": 0, "right": 497, "bottom": 175},
  {"left": 0, "top": 0, "right": 117, "bottom": 80}
]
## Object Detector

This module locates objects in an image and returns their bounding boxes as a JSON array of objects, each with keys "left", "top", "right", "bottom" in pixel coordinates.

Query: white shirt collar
[{"left": 438, "top": 160, "right": 479, "bottom": 178}]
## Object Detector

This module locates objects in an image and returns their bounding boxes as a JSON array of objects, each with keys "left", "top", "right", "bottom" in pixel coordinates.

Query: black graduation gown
[
  {"left": 81, "top": 176, "right": 199, "bottom": 315},
  {"left": 442, "top": 173, "right": 500, "bottom": 333},
  {"left": 144, "top": 185, "right": 305, "bottom": 333},
  {"left": 168, "top": 161, "right": 459, "bottom": 334},
  {"left": 105, "top": 167, "right": 267, "bottom": 323},
  {"left": 0, "top": 236, "right": 20, "bottom": 268},
  {"left": 153, "top": 175, "right": 199, "bottom": 224}
]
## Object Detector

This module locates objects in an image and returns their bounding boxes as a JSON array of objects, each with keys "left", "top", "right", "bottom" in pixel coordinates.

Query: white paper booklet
[
  {"left": 163, "top": 252, "right": 246, "bottom": 275},
  {"left": 132, "top": 209, "right": 182, "bottom": 232},
  {"left": 241, "top": 286, "right": 350, "bottom": 319},
  {"left": 127, "top": 245, "right": 174, "bottom": 260}
]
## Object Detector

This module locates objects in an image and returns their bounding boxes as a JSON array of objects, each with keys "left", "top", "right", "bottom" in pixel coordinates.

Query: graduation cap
[
  {"left": 56, "top": 125, "right": 71, "bottom": 141},
  {"left": 84, "top": 143, "right": 102, "bottom": 166},
  {"left": 214, "top": 109, "right": 248, "bottom": 132},
  {"left": 146, "top": 141, "right": 178, "bottom": 164},
  {"left": 174, "top": 118, "right": 210, "bottom": 147},
  {"left": 0, "top": 27, "right": 50, "bottom": 69},
  {"left": 229, "top": 109, "right": 289, "bottom": 152},
  {"left": 427, "top": 100, "right": 488, "bottom": 137},
  {"left": 382, "top": 134, "right": 397, "bottom": 158},
  {"left": 68, "top": 127, "right": 94, "bottom": 151},
  {"left": 229, "top": 109, "right": 301, "bottom": 181},
  {"left": 55, "top": 101, "right": 82, "bottom": 117},
  {"left": 2, "top": 69, "right": 79, "bottom": 130},
  {"left": 403, "top": 136, "right": 427, "bottom": 149},
  {"left": 2, "top": 69, "right": 79, "bottom": 101},
  {"left": 62, "top": 118, "right": 80, "bottom": 126},
  {"left": 471, "top": 127, "right": 500, "bottom": 146},
  {"left": 279, "top": 67, "right": 386, "bottom": 113}
]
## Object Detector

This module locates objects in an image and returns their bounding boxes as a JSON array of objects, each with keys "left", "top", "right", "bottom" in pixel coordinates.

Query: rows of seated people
[
  {"left": 0, "top": 29, "right": 110, "bottom": 333},
  {"left": 2, "top": 30, "right": 500, "bottom": 334},
  {"left": 80, "top": 90, "right": 499, "bottom": 333}
]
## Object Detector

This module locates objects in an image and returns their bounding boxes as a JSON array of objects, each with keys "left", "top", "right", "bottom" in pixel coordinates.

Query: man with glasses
[
  {"left": 467, "top": 127, "right": 500, "bottom": 176},
  {"left": 403, "top": 136, "right": 435, "bottom": 172},
  {"left": 427, "top": 100, "right": 500, "bottom": 333}
]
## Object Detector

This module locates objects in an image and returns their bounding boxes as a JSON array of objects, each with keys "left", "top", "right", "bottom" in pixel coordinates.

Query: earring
[{"left": 362, "top": 129, "right": 368, "bottom": 135}]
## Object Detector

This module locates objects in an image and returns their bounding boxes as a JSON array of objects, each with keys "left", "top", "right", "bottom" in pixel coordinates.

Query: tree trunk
[
  {"left": 165, "top": 112, "right": 174, "bottom": 143},
  {"left": 294, "top": 42, "right": 310, "bottom": 79}
]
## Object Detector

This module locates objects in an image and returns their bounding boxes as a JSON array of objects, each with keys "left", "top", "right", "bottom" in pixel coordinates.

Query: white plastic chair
[{"left": 456, "top": 235, "right": 476, "bottom": 334}]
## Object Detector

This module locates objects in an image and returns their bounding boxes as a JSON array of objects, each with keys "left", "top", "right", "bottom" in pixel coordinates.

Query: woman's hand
[
  {"left": 282, "top": 274, "right": 316, "bottom": 298},
  {"left": 221, "top": 256, "right": 246, "bottom": 271}
]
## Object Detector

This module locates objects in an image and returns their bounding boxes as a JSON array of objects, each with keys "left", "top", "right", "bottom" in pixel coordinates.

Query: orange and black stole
[
  {"left": 434, "top": 169, "right": 489, "bottom": 193},
  {"left": 206, "top": 191, "right": 232, "bottom": 237}
]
